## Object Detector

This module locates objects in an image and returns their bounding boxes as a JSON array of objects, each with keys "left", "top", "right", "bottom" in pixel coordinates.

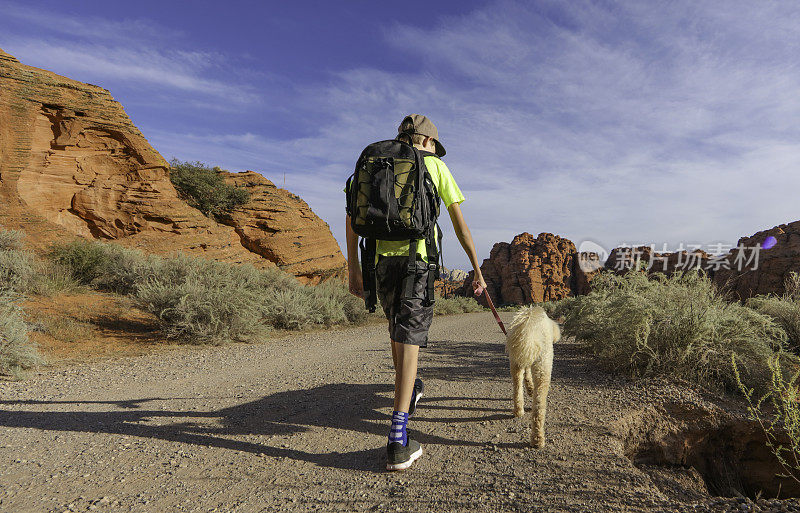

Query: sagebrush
[
  {"left": 0, "top": 294, "right": 42, "bottom": 377},
  {"left": 49, "top": 239, "right": 367, "bottom": 343},
  {"left": 563, "top": 270, "right": 794, "bottom": 393}
]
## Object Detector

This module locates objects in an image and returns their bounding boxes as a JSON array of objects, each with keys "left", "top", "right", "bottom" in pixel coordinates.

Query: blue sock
[{"left": 388, "top": 410, "right": 408, "bottom": 446}]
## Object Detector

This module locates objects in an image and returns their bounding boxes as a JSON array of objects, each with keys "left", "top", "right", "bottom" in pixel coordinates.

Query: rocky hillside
[{"left": 0, "top": 48, "right": 344, "bottom": 283}]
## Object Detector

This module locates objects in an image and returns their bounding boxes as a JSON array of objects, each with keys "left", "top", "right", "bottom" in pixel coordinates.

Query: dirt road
[{"left": 0, "top": 312, "right": 791, "bottom": 512}]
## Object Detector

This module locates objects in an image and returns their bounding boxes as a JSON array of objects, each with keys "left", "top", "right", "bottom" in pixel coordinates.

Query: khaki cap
[{"left": 397, "top": 114, "right": 446, "bottom": 157}]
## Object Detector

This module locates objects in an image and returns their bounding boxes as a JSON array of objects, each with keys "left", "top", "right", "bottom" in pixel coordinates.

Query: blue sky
[{"left": 2, "top": 0, "right": 800, "bottom": 269}]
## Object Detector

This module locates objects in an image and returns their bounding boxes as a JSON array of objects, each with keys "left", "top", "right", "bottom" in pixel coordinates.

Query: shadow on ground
[{"left": 0, "top": 338, "right": 608, "bottom": 472}]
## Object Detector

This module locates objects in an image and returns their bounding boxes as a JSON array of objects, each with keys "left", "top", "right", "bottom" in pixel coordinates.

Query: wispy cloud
[{"left": 0, "top": 3, "right": 258, "bottom": 105}]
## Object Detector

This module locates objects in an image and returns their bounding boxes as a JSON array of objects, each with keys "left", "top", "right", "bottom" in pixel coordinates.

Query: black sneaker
[
  {"left": 386, "top": 439, "right": 422, "bottom": 471},
  {"left": 408, "top": 378, "right": 424, "bottom": 416}
]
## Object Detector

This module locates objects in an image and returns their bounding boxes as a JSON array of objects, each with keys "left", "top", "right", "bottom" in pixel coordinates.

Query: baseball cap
[{"left": 397, "top": 114, "right": 446, "bottom": 157}]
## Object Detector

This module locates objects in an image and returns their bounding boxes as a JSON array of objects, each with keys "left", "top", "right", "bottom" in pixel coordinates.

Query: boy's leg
[
  {"left": 392, "top": 341, "right": 419, "bottom": 412},
  {"left": 391, "top": 339, "right": 400, "bottom": 371}
]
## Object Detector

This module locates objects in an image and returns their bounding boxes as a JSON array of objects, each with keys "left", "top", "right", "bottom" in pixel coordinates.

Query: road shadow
[
  {"left": 422, "top": 339, "right": 507, "bottom": 382},
  {"left": 0, "top": 382, "right": 494, "bottom": 472}
]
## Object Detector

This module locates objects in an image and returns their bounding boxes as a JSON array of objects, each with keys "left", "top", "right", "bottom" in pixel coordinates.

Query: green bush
[
  {"left": 563, "top": 270, "right": 794, "bottom": 393},
  {"left": 169, "top": 159, "right": 249, "bottom": 219},
  {"left": 48, "top": 239, "right": 114, "bottom": 286},
  {"left": 0, "top": 229, "right": 79, "bottom": 296},
  {"left": 48, "top": 239, "right": 152, "bottom": 294},
  {"left": 433, "top": 295, "right": 484, "bottom": 316},
  {"left": 0, "top": 294, "right": 42, "bottom": 377}
]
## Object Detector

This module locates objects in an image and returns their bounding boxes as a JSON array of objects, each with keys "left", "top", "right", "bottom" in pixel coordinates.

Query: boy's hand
[
  {"left": 472, "top": 274, "right": 488, "bottom": 296},
  {"left": 349, "top": 268, "right": 364, "bottom": 299}
]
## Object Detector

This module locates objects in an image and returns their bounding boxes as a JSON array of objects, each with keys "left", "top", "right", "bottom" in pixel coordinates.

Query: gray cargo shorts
[{"left": 376, "top": 255, "right": 434, "bottom": 347}]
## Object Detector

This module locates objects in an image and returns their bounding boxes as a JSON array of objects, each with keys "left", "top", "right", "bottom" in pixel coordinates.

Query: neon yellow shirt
[{"left": 376, "top": 155, "right": 464, "bottom": 262}]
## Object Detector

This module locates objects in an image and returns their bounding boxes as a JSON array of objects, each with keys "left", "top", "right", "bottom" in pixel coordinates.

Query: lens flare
[{"left": 762, "top": 236, "right": 777, "bottom": 250}]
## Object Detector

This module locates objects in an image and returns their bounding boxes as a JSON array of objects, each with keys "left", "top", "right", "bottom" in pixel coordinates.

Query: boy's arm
[
  {"left": 447, "top": 203, "right": 487, "bottom": 293},
  {"left": 345, "top": 215, "right": 364, "bottom": 298}
]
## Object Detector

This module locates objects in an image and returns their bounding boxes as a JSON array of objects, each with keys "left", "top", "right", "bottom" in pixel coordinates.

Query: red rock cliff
[{"left": 0, "top": 48, "right": 345, "bottom": 283}]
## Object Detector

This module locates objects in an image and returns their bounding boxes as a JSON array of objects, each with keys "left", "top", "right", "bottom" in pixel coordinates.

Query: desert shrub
[
  {"left": 48, "top": 239, "right": 152, "bottom": 294},
  {"left": 48, "top": 239, "right": 114, "bottom": 286},
  {"left": 169, "top": 159, "right": 249, "bottom": 219},
  {"left": 50, "top": 239, "right": 372, "bottom": 342},
  {"left": 564, "top": 270, "right": 794, "bottom": 393},
  {"left": 0, "top": 294, "right": 42, "bottom": 377},
  {"left": 134, "top": 255, "right": 271, "bottom": 343},
  {"left": 30, "top": 262, "right": 82, "bottom": 296},
  {"left": 0, "top": 230, "right": 24, "bottom": 251},
  {"left": 747, "top": 273, "right": 800, "bottom": 351},
  {"left": 539, "top": 296, "right": 577, "bottom": 320},
  {"left": 0, "top": 229, "right": 79, "bottom": 296},
  {"left": 309, "top": 282, "right": 369, "bottom": 325},
  {"left": 0, "top": 248, "right": 36, "bottom": 294},
  {"left": 433, "top": 295, "right": 484, "bottom": 316},
  {"left": 734, "top": 355, "right": 800, "bottom": 485}
]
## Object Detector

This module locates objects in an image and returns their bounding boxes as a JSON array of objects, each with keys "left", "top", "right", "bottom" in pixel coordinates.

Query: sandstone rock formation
[
  {"left": 219, "top": 171, "right": 345, "bottom": 283},
  {"left": 0, "top": 48, "right": 345, "bottom": 283},
  {"left": 713, "top": 221, "right": 800, "bottom": 299},
  {"left": 460, "top": 232, "right": 598, "bottom": 306}
]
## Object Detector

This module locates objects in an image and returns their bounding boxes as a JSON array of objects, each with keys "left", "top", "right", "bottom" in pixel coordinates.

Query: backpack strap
[
  {"left": 360, "top": 238, "right": 378, "bottom": 313},
  {"left": 403, "top": 239, "right": 417, "bottom": 300},
  {"left": 423, "top": 224, "right": 442, "bottom": 307}
]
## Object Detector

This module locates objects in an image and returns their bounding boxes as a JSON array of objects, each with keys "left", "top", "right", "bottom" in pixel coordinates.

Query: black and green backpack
[{"left": 345, "top": 139, "right": 442, "bottom": 312}]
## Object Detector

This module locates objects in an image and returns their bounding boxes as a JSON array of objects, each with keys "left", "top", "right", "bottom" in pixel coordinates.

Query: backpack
[{"left": 345, "top": 139, "right": 442, "bottom": 312}]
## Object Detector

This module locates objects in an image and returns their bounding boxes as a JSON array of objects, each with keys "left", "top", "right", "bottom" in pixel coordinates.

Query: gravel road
[{"left": 0, "top": 312, "right": 796, "bottom": 512}]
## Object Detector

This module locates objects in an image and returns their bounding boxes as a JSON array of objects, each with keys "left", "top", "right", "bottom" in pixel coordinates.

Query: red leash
[{"left": 473, "top": 285, "right": 507, "bottom": 336}]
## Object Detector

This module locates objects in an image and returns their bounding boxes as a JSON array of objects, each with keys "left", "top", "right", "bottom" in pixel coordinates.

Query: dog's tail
[{"left": 506, "top": 306, "right": 553, "bottom": 366}]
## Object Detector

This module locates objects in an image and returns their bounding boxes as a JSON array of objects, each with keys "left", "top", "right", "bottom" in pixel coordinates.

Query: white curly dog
[{"left": 505, "top": 305, "right": 560, "bottom": 448}]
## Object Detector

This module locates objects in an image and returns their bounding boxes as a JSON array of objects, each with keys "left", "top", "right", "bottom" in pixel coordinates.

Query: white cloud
[{"left": 3, "top": 39, "right": 259, "bottom": 103}]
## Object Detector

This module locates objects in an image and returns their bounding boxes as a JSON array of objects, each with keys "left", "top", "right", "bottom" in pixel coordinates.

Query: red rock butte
[{"left": 0, "top": 47, "right": 345, "bottom": 283}]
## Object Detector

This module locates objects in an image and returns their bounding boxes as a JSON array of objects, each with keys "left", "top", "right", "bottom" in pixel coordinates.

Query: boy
[{"left": 345, "top": 114, "right": 487, "bottom": 471}]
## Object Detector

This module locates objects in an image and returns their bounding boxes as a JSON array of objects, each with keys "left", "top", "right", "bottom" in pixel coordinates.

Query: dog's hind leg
[
  {"left": 524, "top": 367, "right": 535, "bottom": 396},
  {"left": 511, "top": 362, "right": 525, "bottom": 418},
  {"left": 530, "top": 359, "right": 552, "bottom": 448}
]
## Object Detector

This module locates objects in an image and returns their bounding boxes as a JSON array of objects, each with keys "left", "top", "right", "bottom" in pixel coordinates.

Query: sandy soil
[{"left": 0, "top": 312, "right": 798, "bottom": 512}]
